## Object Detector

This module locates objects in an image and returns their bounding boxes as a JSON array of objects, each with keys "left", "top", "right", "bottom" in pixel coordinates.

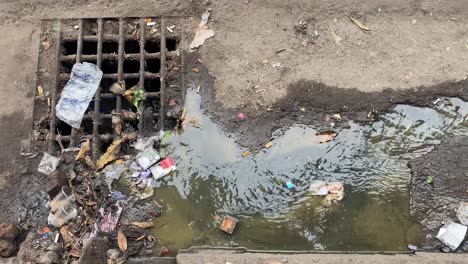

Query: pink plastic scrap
[
  {"left": 90, "top": 201, "right": 123, "bottom": 237},
  {"left": 237, "top": 113, "right": 245, "bottom": 119}
]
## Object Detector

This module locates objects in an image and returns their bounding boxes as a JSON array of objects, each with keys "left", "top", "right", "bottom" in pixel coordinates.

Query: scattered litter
[
  {"left": 196, "top": 86, "right": 201, "bottom": 93},
  {"left": 48, "top": 203, "right": 78, "bottom": 227},
  {"left": 159, "top": 247, "right": 169, "bottom": 256},
  {"left": 426, "top": 176, "right": 434, "bottom": 185},
  {"left": 166, "top": 25, "right": 175, "bottom": 33},
  {"left": 242, "top": 150, "right": 251, "bottom": 157},
  {"left": 103, "top": 163, "right": 125, "bottom": 191},
  {"left": 92, "top": 201, "right": 124, "bottom": 235},
  {"left": 286, "top": 181, "right": 296, "bottom": 190},
  {"left": 350, "top": 17, "right": 370, "bottom": 32},
  {"left": 457, "top": 202, "right": 468, "bottom": 225},
  {"left": 134, "top": 134, "right": 162, "bottom": 151},
  {"left": 136, "top": 149, "right": 161, "bottom": 170},
  {"left": 193, "top": 67, "right": 200, "bottom": 73},
  {"left": 150, "top": 157, "right": 176, "bottom": 180},
  {"left": 314, "top": 131, "right": 337, "bottom": 144},
  {"left": 75, "top": 139, "right": 90, "bottom": 160},
  {"left": 147, "top": 22, "right": 156, "bottom": 27},
  {"left": 41, "top": 40, "right": 51, "bottom": 51},
  {"left": 331, "top": 31, "right": 342, "bottom": 44},
  {"left": 55, "top": 62, "right": 103, "bottom": 128},
  {"left": 299, "top": 107, "right": 305, "bottom": 112},
  {"left": 38, "top": 153, "right": 60, "bottom": 175},
  {"left": 189, "top": 9, "right": 215, "bottom": 51},
  {"left": 37, "top": 86, "right": 44, "bottom": 96},
  {"left": 408, "top": 244, "right": 418, "bottom": 251},
  {"left": 49, "top": 187, "right": 76, "bottom": 212},
  {"left": 309, "top": 181, "right": 328, "bottom": 196},
  {"left": 272, "top": 62, "right": 281, "bottom": 67},
  {"left": 237, "top": 113, "right": 245, "bottom": 119},
  {"left": 436, "top": 221, "right": 467, "bottom": 251},
  {"left": 110, "top": 81, "right": 125, "bottom": 95},
  {"left": 264, "top": 142, "right": 273, "bottom": 149},
  {"left": 220, "top": 215, "right": 239, "bottom": 234},
  {"left": 333, "top": 114, "right": 342, "bottom": 121}
]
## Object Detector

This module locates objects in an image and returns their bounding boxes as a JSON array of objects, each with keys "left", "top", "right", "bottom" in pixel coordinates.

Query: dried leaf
[
  {"left": 314, "top": 131, "right": 337, "bottom": 143},
  {"left": 350, "top": 17, "right": 370, "bottom": 32},
  {"left": 60, "top": 226, "right": 78, "bottom": 245},
  {"left": 70, "top": 248, "right": 81, "bottom": 258},
  {"left": 193, "top": 67, "right": 200, "bottom": 73},
  {"left": 110, "top": 82, "right": 125, "bottom": 95},
  {"left": 75, "top": 139, "right": 90, "bottom": 160},
  {"left": 118, "top": 229, "right": 127, "bottom": 252},
  {"left": 96, "top": 138, "right": 124, "bottom": 169},
  {"left": 136, "top": 235, "right": 146, "bottom": 241},
  {"left": 85, "top": 201, "right": 97, "bottom": 206},
  {"left": 130, "top": 222, "right": 154, "bottom": 229}
]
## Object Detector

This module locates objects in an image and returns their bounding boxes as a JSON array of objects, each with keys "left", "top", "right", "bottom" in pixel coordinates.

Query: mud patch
[
  {"left": 409, "top": 136, "right": 468, "bottom": 250},
  {"left": 200, "top": 76, "right": 468, "bottom": 148}
]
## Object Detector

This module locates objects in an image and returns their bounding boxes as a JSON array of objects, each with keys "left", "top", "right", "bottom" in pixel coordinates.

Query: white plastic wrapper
[
  {"left": 37, "top": 152, "right": 60, "bottom": 175},
  {"left": 55, "top": 62, "right": 103, "bottom": 128}
]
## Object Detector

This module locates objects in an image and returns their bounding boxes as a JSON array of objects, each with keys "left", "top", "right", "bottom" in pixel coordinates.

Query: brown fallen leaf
[
  {"left": 314, "top": 131, "right": 338, "bottom": 143},
  {"left": 60, "top": 226, "right": 78, "bottom": 245},
  {"left": 96, "top": 138, "right": 124, "bottom": 169},
  {"left": 75, "top": 139, "right": 90, "bottom": 160},
  {"left": 118, "top": 229, "right": 127, "bottom": 252},
  {"left": 193, "top": 67, "right": 200, "bottom": 73},
  {"left": 70, "top": 248, "right": 81, "bottom": 258},
  {"left": 130, "top": 222, "right": 154, "bottom": 229},
  {"left": 350, "top": 17, "right": 370, "bottom": 32}
]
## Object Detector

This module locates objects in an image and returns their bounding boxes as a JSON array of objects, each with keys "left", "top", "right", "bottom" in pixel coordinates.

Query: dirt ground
[{"left": 0, "top": 0, "right": 468, "bottom": 259}]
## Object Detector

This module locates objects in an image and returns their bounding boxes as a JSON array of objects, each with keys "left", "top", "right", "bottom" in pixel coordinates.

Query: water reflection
[{"left": 149, "top": 91, "right": 468, "bottom": 251}]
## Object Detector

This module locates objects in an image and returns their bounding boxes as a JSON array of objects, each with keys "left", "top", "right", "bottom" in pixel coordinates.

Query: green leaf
[{"left": 426, "top": 176, "right": 433, "bottom": 184}]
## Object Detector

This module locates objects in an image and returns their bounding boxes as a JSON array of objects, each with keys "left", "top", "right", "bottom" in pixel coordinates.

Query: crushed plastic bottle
[{"left": 55, "top": 62, "right": 103, "bottom": 128}]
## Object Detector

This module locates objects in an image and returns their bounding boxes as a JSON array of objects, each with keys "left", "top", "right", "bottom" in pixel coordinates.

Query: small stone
[
  {"left": 0, "top": 224, "right": 18, "bottom": 240},
  {"left": 38, "top": 250, "right": 60, "bottom": 264},
  {"left": 45, "top": 243, "right": 62, "bottom": 252},
  {"left": 0, "top": 239, "right": 16, "bottom": 257},
  {"left": 107, "top": 249, "right": 120, "bottom": 260}
]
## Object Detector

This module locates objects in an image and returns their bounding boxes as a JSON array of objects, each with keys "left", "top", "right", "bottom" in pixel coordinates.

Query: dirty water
[{"left": 132, "top": 92, "right": 468, "bottom": 251}]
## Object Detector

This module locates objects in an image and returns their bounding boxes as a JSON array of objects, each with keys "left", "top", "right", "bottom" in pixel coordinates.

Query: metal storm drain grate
[{"left": 33, "top": 18, "right": 184, "bottom": 156}]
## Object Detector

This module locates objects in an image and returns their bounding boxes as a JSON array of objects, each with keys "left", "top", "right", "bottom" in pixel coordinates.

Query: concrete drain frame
[{"left": 33, "top": 17, "right": 184, "bottom": 156}]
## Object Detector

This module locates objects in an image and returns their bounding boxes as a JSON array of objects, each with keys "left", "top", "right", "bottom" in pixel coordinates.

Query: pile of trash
[{"left": 13, "top": 61, "right": 180, "bottom": 263}]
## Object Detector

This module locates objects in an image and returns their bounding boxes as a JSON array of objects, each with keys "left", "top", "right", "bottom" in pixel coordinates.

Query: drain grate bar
[{"left": 41, "top": 17, "right": 181, "bottom": 154}]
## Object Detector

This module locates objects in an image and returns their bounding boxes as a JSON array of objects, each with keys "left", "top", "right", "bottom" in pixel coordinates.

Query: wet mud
[{"left": 409, "top": 136, "right": 468, "bottom": 250}]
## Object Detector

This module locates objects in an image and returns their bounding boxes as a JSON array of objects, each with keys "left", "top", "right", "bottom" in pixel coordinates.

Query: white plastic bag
[{"left": 55, "top": 62, "right": 103, "bottom": 128}]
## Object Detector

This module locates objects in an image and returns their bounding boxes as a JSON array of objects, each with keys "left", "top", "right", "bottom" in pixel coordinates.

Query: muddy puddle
[{"left": 129, "top": 91, "right": 468, "bottom": 251}]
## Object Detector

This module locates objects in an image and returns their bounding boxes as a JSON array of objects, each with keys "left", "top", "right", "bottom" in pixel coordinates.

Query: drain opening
[
  {"left": 101, "top": 60, "right": 118, "bottom": 74},
  {"left": 62, "top": 40, "right": 77, "bottom": 55},
  {"left": 123, "top": 60, "right": 140, "bottom": 73},
  {"left": 166, "top": 38, "right": 177, "bottom": 51},
  {"left": 103, "top": 41, "right": 118, "bottom": 54},
  {"left": 145, "top": 40, "right": 160, "bottom": 53},
  {"left": 82, "top": 41, "right": 97, "bottom": 55},
  {"left": 146, "top": 59, "right": 161, "bottom": 73},
  {"left": 144, "top": 78, "right": 161, "bottom": 93},
  {"left": 125, "top": 40, "right": 140, "bottom": 54}
]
